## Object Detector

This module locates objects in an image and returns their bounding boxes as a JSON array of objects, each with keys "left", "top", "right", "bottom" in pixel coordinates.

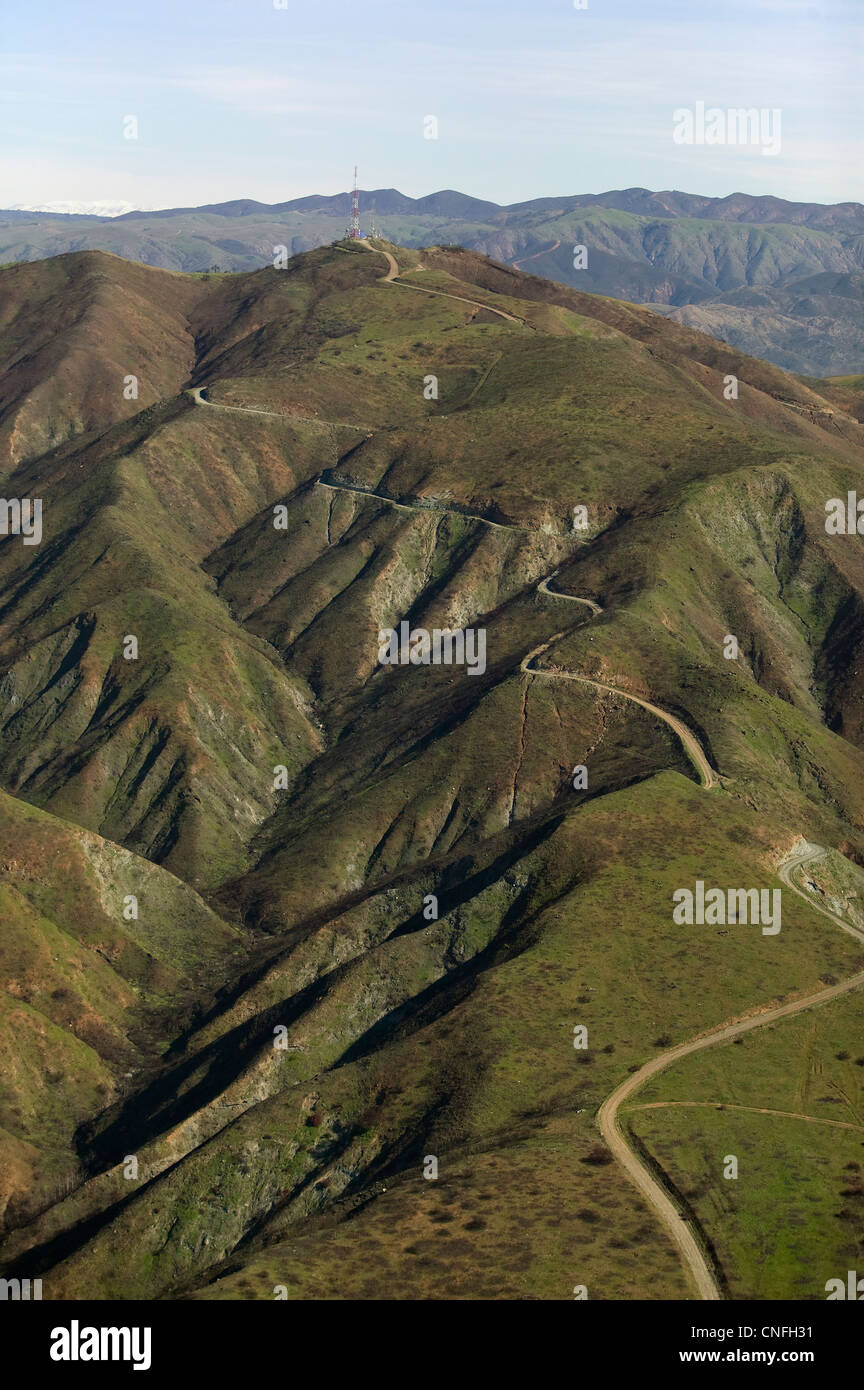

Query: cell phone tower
[{"left": 349, "top": 166, "right": 361, "bottom": 239}]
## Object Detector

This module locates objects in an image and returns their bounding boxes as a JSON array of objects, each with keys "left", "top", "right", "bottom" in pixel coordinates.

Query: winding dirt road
[
  {"left": 194, "top": 368, "right": 717, "bottom": 801},
  {"left": 520, "top": 621, "right": 717, "bottom": 791},
  {"left": 361, "top": 238, "right": 525, "bottom": 325},
  {"left": 598, "top": 955, "right": 864, "bottom": 1300},
  {"left": 779, "top": 842, "right": 864, "bottom": 945},
  {"left": 317, "top": 474, "right": 520, "bottom": 530},
  {"left": 520, "top": 593, "right": 864, "bottom": 1299},
  {"left": 193, "top": 243, "right": 719, "bottom": 801},
  {"left": 629, "top": 1099, "right": 864, "bottom": 1134},
  {"left": 537, "top": 570, "right": 602, "bottom": 615},
  {"left": 189, "top": 386, "right": 522, "bottom": 530},
  {"left": 189, "top": 385, "right": 372, "bottom": 432},
  {"left": 511, "top": 238, "right": 562, "bottom": 271}
]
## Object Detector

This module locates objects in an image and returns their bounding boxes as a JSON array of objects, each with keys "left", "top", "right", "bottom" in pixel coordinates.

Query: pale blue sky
[{"left": 1, "top": 0, "right": 861, "bottom": 210}]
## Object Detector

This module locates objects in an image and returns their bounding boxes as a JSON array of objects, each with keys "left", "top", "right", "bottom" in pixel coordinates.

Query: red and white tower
[{"left": 349, "top": 166, "right": 361, "bottom": 239}]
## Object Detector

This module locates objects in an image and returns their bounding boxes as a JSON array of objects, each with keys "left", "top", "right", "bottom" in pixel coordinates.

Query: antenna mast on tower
[{"left": 349, "top": 166, "right": 361, "bottom": 239}]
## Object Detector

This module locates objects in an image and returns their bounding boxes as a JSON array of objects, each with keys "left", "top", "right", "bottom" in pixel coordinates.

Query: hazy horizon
[
  {"left": 2, "top": 0, "right": 861, "bottom": 210},
  {"left": 8, "top": 177, "right": 864, "bottom": 219}
]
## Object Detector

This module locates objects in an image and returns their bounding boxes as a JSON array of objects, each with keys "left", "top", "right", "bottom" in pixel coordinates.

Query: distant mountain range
[{"left": 2, "top": 187, "right": 863, "bottom": 375}]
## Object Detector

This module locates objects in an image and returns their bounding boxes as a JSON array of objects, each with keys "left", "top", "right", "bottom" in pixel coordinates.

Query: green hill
[
  {"left": 2, "top": 240, "right": 864, "bottom": 1301},
  {"left": 3, "top": 185, "right": 864, "bottom": 374}
]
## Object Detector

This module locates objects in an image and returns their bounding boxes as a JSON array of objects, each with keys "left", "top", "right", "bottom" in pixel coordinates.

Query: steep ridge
[
  {"left": 0, "top": 253, "right": 206, "bottom": 472},
  {"left": 0, "top": 787, "right": 244, "bottom": 1232}
]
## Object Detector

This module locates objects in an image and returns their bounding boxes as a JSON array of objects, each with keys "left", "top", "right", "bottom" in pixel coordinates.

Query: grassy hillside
[
  {"left": 2, "top": 240, "right": 864, "bottom": 1301},
  {"left": 0, "top": 789, "right": 244, "bottom": 1231}
]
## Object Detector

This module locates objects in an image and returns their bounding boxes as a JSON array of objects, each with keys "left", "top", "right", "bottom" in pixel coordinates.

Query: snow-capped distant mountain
[{"left": 9, "top": 200, "right": 148, "bottom": 217}]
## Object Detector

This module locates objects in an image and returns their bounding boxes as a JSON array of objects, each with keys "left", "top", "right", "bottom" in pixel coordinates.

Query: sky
[{"left": 1, "top": 0, "right": 861, "bottom": 211}]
